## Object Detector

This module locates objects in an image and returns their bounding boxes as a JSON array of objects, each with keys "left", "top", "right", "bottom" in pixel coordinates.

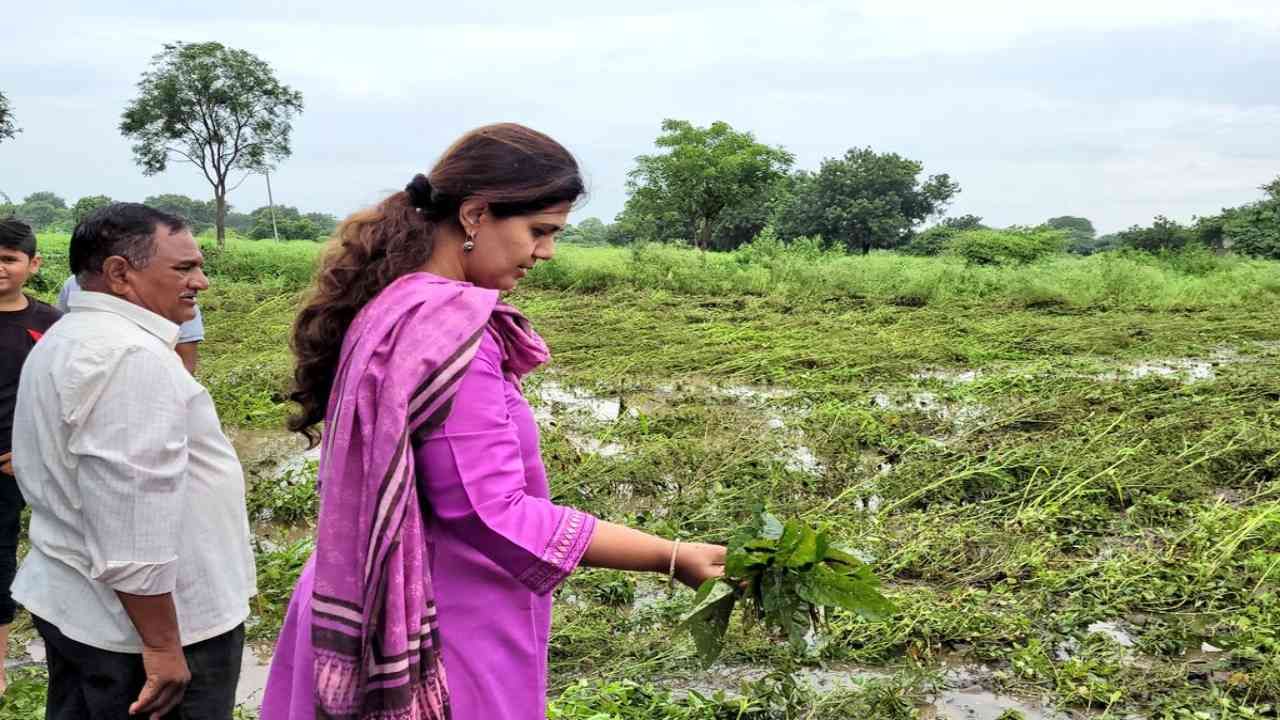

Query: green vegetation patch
[{"left": 21, "top": 233, "right": 1280, "bottom": 717}]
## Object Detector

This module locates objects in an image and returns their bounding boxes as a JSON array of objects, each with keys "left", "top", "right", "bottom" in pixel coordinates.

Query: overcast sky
[{"left": 3, "top": 0, "right": 1278, "bottom": 234}]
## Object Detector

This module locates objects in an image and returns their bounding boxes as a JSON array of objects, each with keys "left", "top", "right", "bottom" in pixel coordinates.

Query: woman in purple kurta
[
  {"left": 262, "top": 124, "right": 727, "bottom": 720},
  {"left": 265, "top": 312, "right": 595, "bottom": 718}
]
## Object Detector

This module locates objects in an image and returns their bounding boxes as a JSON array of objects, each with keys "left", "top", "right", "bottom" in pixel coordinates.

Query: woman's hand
[{"left": 673, "top": 542, "right": 727, "bottom": 590}]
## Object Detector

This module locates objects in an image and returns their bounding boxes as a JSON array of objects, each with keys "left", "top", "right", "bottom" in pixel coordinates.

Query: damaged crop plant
[
  {"left": 682, "top": 509, "right": 895, "bottom": 668},
  {"left": 9, "top": 234, "right": 1279, "bottom": 720}
]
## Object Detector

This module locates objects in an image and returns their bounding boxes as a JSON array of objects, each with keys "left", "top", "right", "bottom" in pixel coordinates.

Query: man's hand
[
  {"left": 130, "top": 644, "right": 190, "bottom": 718},
  {"left": 0, "top": 452, "right": 12, "bottom": 476},
  {"left": 115, "top": 592, "right": 187, "bottom": 718}
]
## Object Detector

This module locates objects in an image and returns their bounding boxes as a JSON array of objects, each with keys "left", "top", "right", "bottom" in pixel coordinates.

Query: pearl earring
[{"left": 463, "top": 233, "right": 476, "bottom": 252}]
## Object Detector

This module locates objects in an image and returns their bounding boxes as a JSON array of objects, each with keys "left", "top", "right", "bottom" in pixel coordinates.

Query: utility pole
[{"left": 265, "top": 168, "right": 280, "bottom": 242}]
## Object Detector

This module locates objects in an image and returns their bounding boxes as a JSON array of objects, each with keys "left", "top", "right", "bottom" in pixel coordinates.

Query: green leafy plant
[{"left": 681, "top": 509, "right": 894, "bottom": 667}]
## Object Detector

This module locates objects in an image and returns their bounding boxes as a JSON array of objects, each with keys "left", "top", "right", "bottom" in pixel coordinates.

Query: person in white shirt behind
[
  {"left": 57, "top": 274, "right": 205, "bottom": 374},
  {"left": 11, "top": 203, "right": 255, "bottom": 719}
]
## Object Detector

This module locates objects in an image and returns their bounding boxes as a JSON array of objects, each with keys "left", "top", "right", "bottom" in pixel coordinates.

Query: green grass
[{"left": 19, "top": 233, "right": 1280, "bottom": 718}]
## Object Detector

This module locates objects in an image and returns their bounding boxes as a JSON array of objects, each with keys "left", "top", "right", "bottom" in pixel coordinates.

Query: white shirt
[{"left": 12, "top": 291, "right": 256, "bottom": 652}]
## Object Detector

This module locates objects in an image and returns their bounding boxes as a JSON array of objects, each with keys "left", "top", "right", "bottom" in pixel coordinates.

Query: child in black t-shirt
[{"left": 0, "top": 218, "right": 61, "bottom": 693}]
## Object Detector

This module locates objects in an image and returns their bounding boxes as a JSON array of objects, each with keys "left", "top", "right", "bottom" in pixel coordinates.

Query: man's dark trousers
[{"left": 33, "top": 616, "right": 243, "bottom": 720}]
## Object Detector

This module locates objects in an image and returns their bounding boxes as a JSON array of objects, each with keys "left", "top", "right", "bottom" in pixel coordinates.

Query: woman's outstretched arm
[{"left": 581, "top": 521, "right": 726, "bottom": 590}]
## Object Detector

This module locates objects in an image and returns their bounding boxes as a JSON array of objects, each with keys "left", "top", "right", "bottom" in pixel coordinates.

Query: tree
[
  {"left": 1045, "top": 216, "right": 1097, "bottom": 254},
  {"left": 120, "top": 42, "right": 304, "bottom": 248},
  {"left": 0, "top": 91, "right": 18, "bottom": 144},
  {"left": 708, "top": 174, "right": 794, "bottom": 251},
  {"left": 1115, "top": 216, "right": 1197, "bottom": 252},
  {"left": 901, "top": 215, "right": 985, "bottom": 256},
  {"left": 1045, "top": 216, "right": 1095, "bottom": 238},
  {"left": 23, "top": 191, "right": 67, "bottom": 209},
  {"left": 249, "top": 205, "right": 322, "bottom": 240},
  {"left": 561, "top": 217, "right": 609, "bottom": 245},
  {"left": 72, "top": 195, "right": 114, "bottom": 223},
  {"left": 16, "top": 192, "right": 70, "bottom": 230},
  {"left": 143, "top": 193, "right": 220, "bottom": 233},
  {"left": 224, "top": 211, "right": 254, "bottom": 234},
  {"left": 775, "top": 148, "right": 959, "bottom": 255},
  {"left": 305, "top": 212, "right": 338, "bottom": 237},
  {"left": 620, "top": 119, "right": 794, "bottom": 250},
  {"left": 1262, "top": 175, "right": 1280, "bottom": 201},
  {"left": 1219, "top": 176, "right": 1280, "bottom": 259},
  {"left": 941, "top": 214, "right": 986, "bottom": 231},
  {"left": 15, "top": 201, "right": 66, "bottom": 231}
]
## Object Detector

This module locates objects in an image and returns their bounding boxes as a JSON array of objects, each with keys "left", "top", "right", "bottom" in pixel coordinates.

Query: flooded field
[
  {"left": 210, "top": 326, "right": 1279, "bottom": 718},
  {"left": 7, "top": 266, "right": 1278, "bottom": 720}
]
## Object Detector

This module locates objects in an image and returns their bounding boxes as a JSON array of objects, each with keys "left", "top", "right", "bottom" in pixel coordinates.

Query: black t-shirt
[{"left": 0, "top": 296, "right": 63, "bottom": 455}]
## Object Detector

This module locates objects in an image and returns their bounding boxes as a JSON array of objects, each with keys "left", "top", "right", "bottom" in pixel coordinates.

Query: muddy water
[
  {"left": 873, "top": 391, "right": 988, "bottom": 426},
  {"left": 912, "top": 368, "right": 982, "bottom": 384},
  {"left": 1095, "top": 359, "right": 1217, "bottom": 383},
  {"left": 226, "top": 427, "right": 320, "bottom": 479},
  {"left": 670, "top": 662, "right": 1071, "bottom": 719},
  {"left": 529, "top": 378, "right": 818, "bottom": 469},
  {"left": 238, "top": 645, "right": 273, "bottom": 708}
]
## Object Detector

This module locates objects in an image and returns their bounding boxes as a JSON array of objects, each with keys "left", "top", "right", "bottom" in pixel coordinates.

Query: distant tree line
[
  {"left": 0, "top": 191, "right": 338, "bottom": 241},
  {"left": 560, "top": 119, "right": 1280, "bottom": 262}
]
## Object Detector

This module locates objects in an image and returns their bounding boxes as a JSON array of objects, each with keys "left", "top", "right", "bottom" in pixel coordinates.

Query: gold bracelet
[{"left": 667, "top": 539, "right": 682, "bottom": 593}]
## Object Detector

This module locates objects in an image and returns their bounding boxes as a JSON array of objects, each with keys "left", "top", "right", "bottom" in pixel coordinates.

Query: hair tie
[{"left": 405, "top": 173, "right": 434, "bottom": 212}]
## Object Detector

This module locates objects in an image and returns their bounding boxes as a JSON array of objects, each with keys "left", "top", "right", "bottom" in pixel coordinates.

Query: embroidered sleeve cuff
[
  {"left": 93, "top": 557, "right": 179, "bottom": 595},
  {"left": 517, "top": 509, "right": 598, "bottom": 596}
]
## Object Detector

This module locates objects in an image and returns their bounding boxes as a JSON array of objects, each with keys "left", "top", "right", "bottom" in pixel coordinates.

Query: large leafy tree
[
  {"left": 304, "top": 211, "right": 338, "bottom": 237},
  {"left": 120, "top": 42, "right": 303, "bottom": 248},
  {"left": 1046, "top": 215, "right": 1099, "bottom": 254},
  {"left": 72, "top": 195, "right": 115, "bottom": 223},
  {"left": 1219, "top": 175, "right": 1280, "bottom": 260},
  {"left": 0, "top": 91, "right": 18, "bottom": 144},
  {"left": 14, "top": 192, "right": 70, "bottom": 231},
  {"left": 248, "top": 205, "right": 326, "bottom": 240},
  {"left": 561, "top": 217, "right": 609, "bottom": 245},
  {"left": 15, "top": 201, "right": 67, "bottom": 231},
  {"left": 776, "top": 148, "right": 959, "bottom": 255},
  {"left": 1045, "top": 215, "right": 1095, "bottom": 240},
  {"left": 23, "top": 191, "right": 66, "bottom": 209},
  {"left": 620, "top": 119, "right": 794, "bottom": 250},
  {"left": 1115, "top": 215, "right": 1197, "bottom": 252}
]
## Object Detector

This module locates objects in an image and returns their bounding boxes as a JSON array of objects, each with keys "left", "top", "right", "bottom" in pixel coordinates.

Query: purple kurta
[{"left": 263, "top": 323, "right": 597, "bottom": 719}]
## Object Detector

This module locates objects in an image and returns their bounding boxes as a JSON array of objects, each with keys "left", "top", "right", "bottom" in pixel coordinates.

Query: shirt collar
[{"left": 68, "top": 291, "right": 181, "bottom": 349}]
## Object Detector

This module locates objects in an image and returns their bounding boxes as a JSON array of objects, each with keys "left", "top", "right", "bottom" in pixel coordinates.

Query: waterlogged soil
[{"left": 669, "top": 664, "right": 1074, "bottom": 720}]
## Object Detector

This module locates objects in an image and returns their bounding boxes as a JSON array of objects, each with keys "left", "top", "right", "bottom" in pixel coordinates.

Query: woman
[{"left": 261, "top": 124, "right": 726, "bottom": 720}]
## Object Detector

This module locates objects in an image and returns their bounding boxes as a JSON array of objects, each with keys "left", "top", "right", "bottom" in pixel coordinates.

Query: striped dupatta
[{"left": 308, "top": 272, "right": 545, "bottom": 719}]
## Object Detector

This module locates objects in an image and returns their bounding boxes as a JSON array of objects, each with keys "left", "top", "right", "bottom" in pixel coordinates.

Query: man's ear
[
  {"left": 100, "top": 256, "right": 133, "bottom": 296},
  {"left": 28, "top": 253, "right": 42, "bottom": 274}
]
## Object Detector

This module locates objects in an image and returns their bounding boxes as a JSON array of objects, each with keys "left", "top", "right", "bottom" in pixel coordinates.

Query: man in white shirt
[{"left": 12, "top": 203, "right": 255, "bottom": 719}]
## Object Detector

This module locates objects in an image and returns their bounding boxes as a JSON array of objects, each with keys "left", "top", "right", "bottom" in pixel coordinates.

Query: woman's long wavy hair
[{"left": 287, "top": 123, "right": 585, "bottom": 445}]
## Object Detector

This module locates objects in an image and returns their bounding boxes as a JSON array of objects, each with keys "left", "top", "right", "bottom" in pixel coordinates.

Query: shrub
[
  {"left": 899, "top": 226, "right": 955, "bottom": 256},
  {"left": 944, "top": 227, "right": 1068, "bottom": 265}
]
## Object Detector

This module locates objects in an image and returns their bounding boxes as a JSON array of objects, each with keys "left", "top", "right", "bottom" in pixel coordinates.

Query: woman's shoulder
[
  {"left": 447, "top": 321, "right": 504, "bottom": 380},
  {"left": 475, "top": 323, "right": 507, "bottom": 367}
]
